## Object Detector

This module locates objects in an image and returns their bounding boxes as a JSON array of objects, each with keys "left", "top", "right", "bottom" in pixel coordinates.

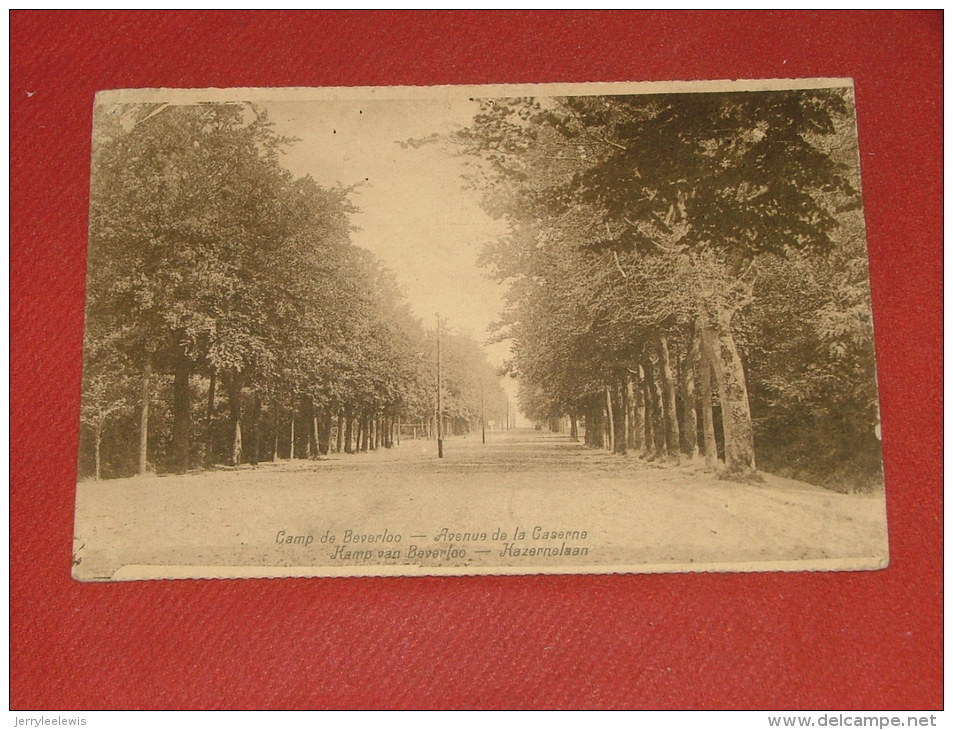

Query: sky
[{"left": 262, "top": 96, "right": 512, "bottom": 369}]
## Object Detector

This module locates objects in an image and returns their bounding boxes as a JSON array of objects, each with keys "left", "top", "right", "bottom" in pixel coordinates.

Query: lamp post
[
  {"left": 436, "top": 314, "right": 443, "bottom": 459},
  {"left": 480, "top": 379, "right": 486, "bottom": 444}
]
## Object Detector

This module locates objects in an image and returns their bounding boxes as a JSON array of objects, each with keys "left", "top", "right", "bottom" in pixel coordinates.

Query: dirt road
[{"left": 73, "top": 429, "right": 888, "bottom": 580}]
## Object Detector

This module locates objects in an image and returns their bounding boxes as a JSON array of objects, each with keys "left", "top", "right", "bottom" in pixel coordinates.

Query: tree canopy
[
  {"left": 79, "top": 101, "right": 505, "bottom": 479},
  {"left": 458, "top": 86, "right": 880, "bottom": 489}
]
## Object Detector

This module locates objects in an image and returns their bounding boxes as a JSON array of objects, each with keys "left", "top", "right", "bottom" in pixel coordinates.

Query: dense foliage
[
  {"left": 459, "top": 88, "right": 881, "bottom": 490},
  {"left": 79, "top": 102, "right": 505, "bottom": 479}
]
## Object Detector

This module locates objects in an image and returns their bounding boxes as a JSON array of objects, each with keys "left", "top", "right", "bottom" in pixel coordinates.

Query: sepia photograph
[{"left": 72, "top": 79, "right": 888, "bottom": 581}]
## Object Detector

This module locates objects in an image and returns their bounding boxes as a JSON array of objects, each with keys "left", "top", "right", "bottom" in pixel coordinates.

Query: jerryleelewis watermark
[{"left": 12, "top": 718, "right": 86, "bottom": 727}]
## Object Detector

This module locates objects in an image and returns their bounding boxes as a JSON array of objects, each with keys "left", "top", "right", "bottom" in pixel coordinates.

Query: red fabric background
[{"left": 10, "top": 11, "right": 942, "bottom": 710}]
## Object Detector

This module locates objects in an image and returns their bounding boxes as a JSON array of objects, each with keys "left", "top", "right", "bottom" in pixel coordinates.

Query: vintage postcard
[{"left": 73, "top": 79, "right": 888, "bottom": 580}]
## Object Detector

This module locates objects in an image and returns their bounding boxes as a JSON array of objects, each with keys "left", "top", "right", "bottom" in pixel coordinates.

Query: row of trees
[
  {"left": 79, "top": 102, "right": 504, "bottom": 480},
  {"left": 459, "top": 88, "right": 881, "bottom": 489}
]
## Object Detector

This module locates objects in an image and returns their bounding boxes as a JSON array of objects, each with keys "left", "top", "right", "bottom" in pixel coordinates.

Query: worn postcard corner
[{"left": 73, "top": 78, "right": 887, "bottom": 582}]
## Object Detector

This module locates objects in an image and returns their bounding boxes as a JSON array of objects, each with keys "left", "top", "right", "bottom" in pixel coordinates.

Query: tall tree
[
  {"left": 458, "top": 87, "right": 860, "bottom": 477},
  {"left": 88, "top": 102, "right": 298, "bottom": 472}
]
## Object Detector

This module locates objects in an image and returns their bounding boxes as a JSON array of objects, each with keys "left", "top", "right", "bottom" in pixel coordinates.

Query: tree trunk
[
  {"left": 587, "top": 400, "right": 604, "bottom": 449},
  {"left": 620, "top": 381, "right": 630, "bottom": 451},
  {"left": 642, "top": 356, "right": 663, "bottom": 460},
  {"left": 344, "top": 409, "right": 354, "bottom": 454},
  {"left": 680, "top": 331, "right": 700, "bottom": 459},
  {"left": 249, "top": 391, "right": 262, "bottom": 466},
  {"left": 226, "top": 374, "right": 242, "bottom": 467},
  {"left": 611, "top": 382, "right": 627, "bottom": 455},
  {"left": 309, "top": 397, "right": 320, "bottom": 459},
  {"left": 569, "top": 410, "right": 578, "bottom": 441},
  {"left": 698, "top": 337, "right": 718, "bottom": 469},
  {"left": 699, "top": 304, "right": 757, "bottom": 474},
  {"left": 273, "top": 402, "right": 280, "bottom": 461},
  {"left": 319, "top": 410, "right": 332, "bottom": 455},
  {"left": 170, "top": 354, "right": 191, "bottom": 474},
  {"left": 289, "top": 416, "right": 296, "bottom": 459},
  {"left": 93, "top": 425, "right": 102, "bottom": 481},
  {"left": 627, "top": 373, "right": 644, "bottom": 454},
  {"left": 604, "top": 386, "right": 614, "bottom": 452},
  {"left": 312, "top": 410, "right": 322, "bottom": 455},
  {"left": 303, "top": 396, "right": 313, "bottom": 459},
  {"left": 205, "top": 369, "right": 216, "bottom": 468},
  {"left": 232, "top": 419, "right": 242, "bottom": 466},
  {"left": 657, "top": 336, "right": 681, "bottom": 461},
  {"left": 138, "top": 360, "right": 150, "bottom": 476}
]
